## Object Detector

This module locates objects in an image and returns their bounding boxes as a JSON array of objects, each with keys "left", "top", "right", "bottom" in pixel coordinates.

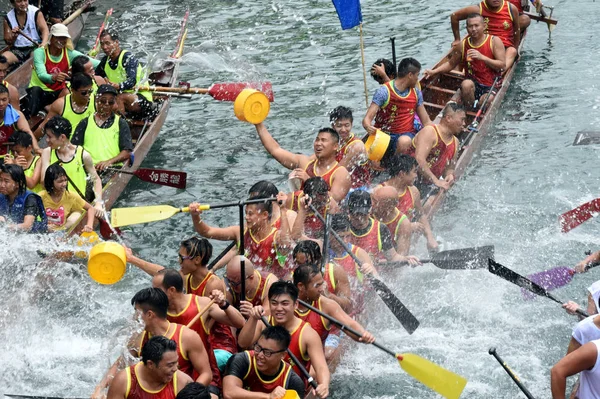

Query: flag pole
[{"left": 359, "top": 22, "right": 369, "bottom": 109}]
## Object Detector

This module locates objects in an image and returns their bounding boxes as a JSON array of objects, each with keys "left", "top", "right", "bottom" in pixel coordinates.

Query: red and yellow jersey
[
  {"left": 480, "top": 0, "right": 515, "bottom": 48},
  {"left": 408, "top": 125, "right": 458, "bottom": 180},
  {"left": 241, "top": 351, "right": 294, "bottom": 393},
  {"left": 243, "top": 227, "right": 284, "bottom": 276},
  {"left": 303, "top": 159, "right": 342, "bottom": 191},
  {"left": 295, "top": 297, "right": 330, "bottom": 344},
  {"left": 270, "top": 316, "right": 311, "bottom": 383},
  {"left": 374, "top": 82, "right": 419, "bottom": 134},
  {"left": 126, "top": 363, "right": 177, "bottom": 399},
  {"left": 232, "top": 269, "right": 277, "bottom": 308},
  {"left": 184, "top": 272, "right": 217, "bottom": 297},
  {"left": 380, "top": 209, "right": 408, "bottom": 245},
  {"left": 138, "top": 323, "right": 192, "bottom": 377},
  {"left": 462, "top": 34, "right": 502, "bottom": 87},
  {"left": 336, "top": 133, "right": 371, "bottom": 189},
  {"left": 349, "top": 218, "right": 383, "bottom": 260}
]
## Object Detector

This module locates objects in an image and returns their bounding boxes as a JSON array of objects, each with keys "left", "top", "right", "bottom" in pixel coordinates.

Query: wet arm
[
  {"left": 329, "top": 167, "right": 351, "bottom": 203},
  {"left": 254, "top": 122, "right": 304, "bottom": 169},
  {"left": 36, "top": 11, "right": 49, "bottom": 47}
]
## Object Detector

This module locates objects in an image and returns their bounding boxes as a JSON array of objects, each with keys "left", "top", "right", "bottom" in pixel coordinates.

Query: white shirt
[
  {"left": 579, "top": 340, "right": 600, "bottom": 399},
  {"left": 573, "top": 316, "right": 600, "bottom": 345}
]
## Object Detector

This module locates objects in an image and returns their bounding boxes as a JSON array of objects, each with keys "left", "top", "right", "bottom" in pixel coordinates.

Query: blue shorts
[
  {"left": 382, "top": 131, "right": 415, "bottom": 165},
  {"left": 214, "top": 349, "right": 233, "bottom": 372},
  {"left": 474, "top": 81, "right": 498, "bottom": 101}
]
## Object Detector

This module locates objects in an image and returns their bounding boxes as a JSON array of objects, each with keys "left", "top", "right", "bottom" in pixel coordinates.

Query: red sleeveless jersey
[
  {"left": 0, "top": 123, "right": 15, "bottom": 155},
  {"left": 349, "top": 218, "right": 383, "bottom": 260},
  {"left": 381, "top": 210, "right": 407, "bottom": 244},
  {"left": 42, "top": 47, "right": 70, "bottom": 91},
  {"left": 232, "top": 270, "right": 277, "bottom": 308},
  {"left": 408, "top": 125, "right": 458, "bottom": 180},
  {"left": 462, "top": 34, "right": 502, "bottom": 87},
  {"left": 295, "top": 298, "right": 330, "bottom": 344},
  {"left": 185, "top": 272, "right": 216, "bottom": 297},
  {"left": 166, "top": 295, "right": 221, "bottom": 388},
  {"left": 241, "top": 351, "right": 294, "bottom": 393},
  {"left": 336, "top": 134, "right": 371, "bottom": 189},
  {"left": 331, "top": 245, "right": 361, "bottom": 280},
  {"left": 209, "top": 321, "right": 238, "bottom": 354},
  {"left": 396, "top": 187, "right": 416, "bottom": 220},
  {"left": 138, "top": 324, "right": 193, "bottom": 377},
  {"left": 374, "top": 82, "right": 419, "bottom": 134},
  {"left": 244, "top": 227, "right": 282, "bottom": 274},
  {"left": 270, "top": 317, "right": 311, "bottom": 383},
  {"left": 126, "top": 363, "right": 177, "bottom": 399},
  {"left": 303, "top": 159, "right": 342, "bottom": 191},
  {"left": 480, "top": 0, "right": 515, "bottom": 48},
  {"left": 508, "top": 0, "right": 524, "bottom": 13},
  {"left": 287, "top": 191, "right": 328, "bottom": 239},
  {"left": 323, "top": 262, "right": 336, "bottom": 295}
]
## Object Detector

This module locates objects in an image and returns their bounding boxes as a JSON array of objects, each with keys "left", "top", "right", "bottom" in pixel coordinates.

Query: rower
[
  {"left": 25, "top": 23, "right": 100, "bottom": 119},
  {"left": 225, "top": 255, "right": 278, "bottom": 318},
  {"left": 450, "top": 0, "right": 521, "bottom": 72},
  {"left": 40, "top": 116, "right": 104, "bottom": 215},
  {"left": 362, "top": 57, "right": 432, "bottom": 158},
  {"left": 71, "top": 84, "right": 133, "bottom": 172},
  {"left": 237, "top": 281, "right": 330, "bottom": 399},
  {"left": 424, "top": 13, "right": 506, "bottom": 108},
  {"left": 95, "top": 29, "right": 154, "bottom": 118},
  {"left": 551, "top": 340, "right": 600, "bottom": 399},
  {"left": 370, "top": 58, "right": 396, "bottom": 85},
  {"left": 3, "top": 0, "right": 49, "bottom": 66},
  {"left": 153, "top": 268, "right": 246, "bottom": 399},
  {"left": 0, "top": 55, "right": 21, "bottom": 110},
  {"left": 254, "top": 122, "right": 351, "bottom": 202},
  {"left": 290, "top": 177, "right": 339, "bottom": 240},
  {"left": 329, "top": 106, "right": 370, "bottom": 189},
  {"left": 0, "top": 83, "right": 38, "bottom": 155},
  {"left": 70, "top": 55, "right": 105, "bottom": 93},
  {"left": 223, "top": 326, "right": 306, "bottom": 399},
  {"left": 507, "top": 0, "right": 532, "bottom": 32},
  {"left": 346, "top": 190, "right": 420, "bottom": 265},
  {"left": 249, "top": 180, "right": 297, "bottom": 229},
  {"left": 190, "top": 194, "right": 294, "bottom": 280},
  {"left": 35, "top": 73, "right": 96, "bottom": 139},
  {"left": 377, "top": 153, "right": 439, "bottom": 251},
  {"left": 5, "top": 130, "right": 42, "bottom": 192},
  {"left": 106, "top": 336, "right": 193, "bottom": 399},
  {"left": 0, "top": 163, "right": 47, "bottom": 233},
  {"left": 371, "top": 186, "right": 411, "bottom": 255}
]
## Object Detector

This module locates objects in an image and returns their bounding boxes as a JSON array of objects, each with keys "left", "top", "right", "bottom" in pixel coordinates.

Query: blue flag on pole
[{"left": 331, "top": 0, "right": 362, "bottom": 30}]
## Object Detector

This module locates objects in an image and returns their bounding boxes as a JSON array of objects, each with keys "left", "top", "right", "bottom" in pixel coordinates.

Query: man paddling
[
  {"left": 371, "top": 186, "right": 411, "bottom": 255},
  {"left": 425, "top": 14, "right": 505, "bottom": 108},
  {"left": 223, "top": 326, "right": 306, "bottom": 399},
  {"left": 551, "top": 339, "right": 600, "bottom": 399}
]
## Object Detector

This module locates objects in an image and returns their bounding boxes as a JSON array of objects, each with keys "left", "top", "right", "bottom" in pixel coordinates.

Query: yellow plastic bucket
[
  {"left": 87, "top": 241, "right": 126, "bottom": 285},
  {"left": 365, "top": 129, "right": 391, "bottom": 161},
  {"left": 282, "top": 390, "right": 300, "bottom": 399},
  {"left": 234, "top": 88, "right": 270, "bottom": 124}
]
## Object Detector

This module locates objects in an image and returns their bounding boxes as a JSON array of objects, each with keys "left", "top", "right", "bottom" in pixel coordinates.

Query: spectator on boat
[
  {"left": 40, "top": 116, "right": 103, "bottom": 214},
  {"left": 4, "top": 130, "right": 42, "bottom": 192},
  {"left": 35, "top": 73, "right": 96, "bottom": 139},
  {"left": 551, "top": 339, "right": 600, "bottom": 399},
  {"left": 3, "top": 0, "right": 49, "bottom": 66},
  {"left": 371, "top": 185, "right": 411, "bottom": 255},
  {"left": 71, "top": 84, "right": 133, "bottom": 172},
  {"left": 289, "top": 177, "right": 340, "bottom": 241},
  {"left": 223, "top": 326, "right": 306, "bottom": 399},
  {"left": 450, "top": 0, "right": 521, "bottom": 72},
  {"left": 24, "top": 23, "right": 100, "bottom": 119},
  {"left": 0, "top": 83, "right": 38, "bottom": 155},
  {"left": 237, "top": 281, "right": 331, "bottom": 399},
  {"left": 254, "top": 122, "right": 351, "bottom": 203},
  {"left": 0, "top": 55, "right": 21, "bottom": 110},
  {"left": 0, "top": 163, "right": 47, "bottom": 233},
  {"left": 424, "top": 13, "right": 506, "bottom": 109},
  {"left": 370, "top": 58, "right": 396, "bottom": 84},
  {"left": 95, "top": 29, "right": 154, "bottom": 118},
  {"left": 39, "top": 163, "right": 95, "bottom": 232},
  {"left": 362, "top": 57, "right": 432, "bottom": 160},
  {"left": 106, "top": 336, "right": 193, "bottom": 399},
  {"left": 329, "top": 106, "right": 370, "bottom": 190},
  {"left": 176, "top": 382, "right": 211, "bottom": 399}
]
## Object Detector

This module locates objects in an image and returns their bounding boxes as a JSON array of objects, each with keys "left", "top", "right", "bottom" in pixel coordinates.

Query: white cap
[
  {"left": 588, "top": 280, "right": 600, "bottom": 309},
  {"left": 50, "top": 24, "right": 71, "bottom": 38}
]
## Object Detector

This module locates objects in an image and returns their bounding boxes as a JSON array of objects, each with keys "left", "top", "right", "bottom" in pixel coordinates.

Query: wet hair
[
  {"left": 371, "top": 58, "right": 396, "bottom": 84},
  {"left": 397, "top": 57, "right": 421, "bottom": 78},
  {"left": 71, "top": 55, "right": 91, "bottom": 76},
  {"left": 180, "top": 237, "right": 213, "bottom": 266},
  {"left": 248, "top": 180, "right": 278, "bottom": 199},
  {"left": 317, "top": 127, "right": 340, "bottom": 143},
  {"left": 268, "top": 281, "right": 299, "bottom": 302},
  {"left": 156, "top": 268, "right": 184, "bottom": 293},
  {"left": 293, "top": 263, "right": 321, "bottom": 287},
  {"left": 0, "top": 55, "right": 8, "bottom": 65},
  {"left": 71, "top": 73, "right": 93, "bottom": 91},
  {"left": 0, "top": 163, "right": 26, "bottom": 194},
  {"left": 43, "top": 164, "right": 68, "bottom": 194},
  {"left": 176, "top": 382, "right": 211, "bottom": 399},
  {"left": 141, "top": 336, "right": 177, "bottom": 365},
  {"left": 303, "top": 177, "right": 328, "bottom": 198},
  {"left": 347, "top": 190, "right": 372, "bottom": 213},
  {"left": 10, "top": 130, "right": 32, "bottom": 149},
  {"left": 442, "top": 101, "right": 466, "bottom": 117},
  {"left": 292, "top": 240, "right": 322, "bottom": 266},
  {"left": 330, "top": 213, "right": 351, "bottom": 233},
  {"left": 248, "top": 195, "right": 273, "bottom": 217},
  {"left": 259, "top": 325, "right": 291, "bottom": 351},
  {"left": 131, "top": 287, "right": 169, "bottom": 319},
  {"left": 329, "top": 106, "right": 353, "bottom": 124},
  {"left": 0, "top": 84, "right": 9, "bottom": 96},
  {"left": 386, "top": 153, "right": 418, "bottom": 177},
  {"left": 100, "top": 29, "right": 119, "bottom": 41},
  {"left": 466, "top": 13, "right": 484, "bottom": 23},
  {"left": 45, "top": 116, "right": 73, "bottom": 139}
]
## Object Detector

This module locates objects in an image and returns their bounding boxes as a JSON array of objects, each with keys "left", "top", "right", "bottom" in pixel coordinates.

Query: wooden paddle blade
[
  {"left": 398, "top": 353, "right": 467, "bottom": 399},
  {"left": 430, "top": 245, "right": 494, "bottom": 270},
  {"left": 133, "top": 168, "right": 187, "bottom": 189},
  {"left": 208, "top": 82, "right": 274, "bottom": 102},
  {"left": 559, "top": 198, "right": 600, "bottom": 233},
  {"left": 573, "top": 131, "right": 600, "bottom": 146},
  {"left": 111, "top": 205, "right": 186, "bottom": 227},
  {"left": 369, "top": 277, "right": 419, "bottom": 334}
]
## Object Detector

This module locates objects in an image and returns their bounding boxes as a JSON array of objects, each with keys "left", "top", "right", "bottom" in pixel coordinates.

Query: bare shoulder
[
  {"left": 175, "top": 370, "right": 193, "bottom": 391},
  {"left": 409, "top": 185, "right": 421, "bottom": 202}
]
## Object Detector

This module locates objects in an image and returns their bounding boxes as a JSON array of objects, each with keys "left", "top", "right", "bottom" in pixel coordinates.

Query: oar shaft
[
  {"left": 489, "top": 348, "right": 536, "bottom": 399},
  {"left": 203, "top": 197, "right": 277, "bottom": 210},
  {"left": 545, "top": 292, "right": 589, "bottom": 317},
  {"left": 17, "top": 29, "right": 39, "bottom": 46},
  {"left": 208, "top": 241, "right": 236, "bottom": 270},
  {"left": 186, "top": 299, "right": 216, "bottom": 328},
  {"left": 137, "top": 85, "right": 209, "bottom": 94}
]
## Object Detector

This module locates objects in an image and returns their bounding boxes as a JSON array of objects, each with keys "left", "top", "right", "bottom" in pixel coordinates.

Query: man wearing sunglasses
[{"left": 223, "top": 325, "right": 305, "bottom": 399}]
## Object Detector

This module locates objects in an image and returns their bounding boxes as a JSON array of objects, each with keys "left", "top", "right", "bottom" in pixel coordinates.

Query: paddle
[
  {"left": 88, "top": 8, "right": 113, "bottom": 57},
  {"left": 526, "top": 262, "right": 600, "bottom": 294},
  {"left": 559, "top": 198, "right": 600, "bottom": 233},
  {"left": 260, "top": 316, "right": 318, "bottom": 390},
  {"left": 380, "top": 245, "right": 495, "bottom": 270},
  {"left": 463, "top": 74, "right": 501, "bottom": 138},
  {"left": 573, "top": 131, "right": 600, "bottom": 146},
  {"left": 136, "top": 82, "right": 274, "bottom": 102},
  {"left": 17, "top": 29, "right": 41, "bottom": 47},
  {"left": 111, "top": 198, "right": 277, "bottom": 228},
  {"left": 63, "top": 0, "right": 94, "bottom": 26},
  {"left": 298, "top": 299, "right": 467, "bottom": 399},
  {"left": 208, "top": 241, "right": 236, "bottom": 271},
  {"left": 308, "top": 203, "right": 420, "bottom": 335},
  {"left": 489, "top": 347, "right": 536, "bottom": 399},
  {"left": 106, "top": 167, "right": 187, "bottom": 189},
  {"left": 488, "top": 259, "right": 589, "bottom": 317},
  {"left": 186, "top": 298, "right": 215, "bottom": 328}
]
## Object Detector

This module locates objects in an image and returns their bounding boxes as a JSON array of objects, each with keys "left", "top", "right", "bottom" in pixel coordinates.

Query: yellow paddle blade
[
  {"left": 398, "top": 353, "right": 467, "bottom": 399},
  {"left": 111, "top": 205, "right": 189, "bottom": 227}
]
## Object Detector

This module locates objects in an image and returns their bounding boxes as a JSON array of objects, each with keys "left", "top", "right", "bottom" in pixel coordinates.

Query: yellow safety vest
[
  {"left": 62, "top": 94, "right": 96, "bottom": 138},
  {"left": 81, "top": 114, "right": 123, "bottom": 165},
  {"left": 50, "top": 145, "right": 87, "bottom": 198},
  {"left": 103, "top": 50, "right": 152, "bottom": 102}
]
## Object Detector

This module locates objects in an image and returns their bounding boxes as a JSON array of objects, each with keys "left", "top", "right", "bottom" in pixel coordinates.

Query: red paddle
[
  {"left": 107, "top": 167, "right": 187, "bottom": 189},
  {"left": 139, "top": 82, "right": 274, "bottom": 102},
  {"left": 559, "top": 198, "right": 600, "bottom": 233}
]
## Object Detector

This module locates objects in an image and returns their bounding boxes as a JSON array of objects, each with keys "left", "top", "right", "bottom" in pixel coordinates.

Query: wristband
[{"left": 219, "top": 301, "right": 230, "bottom": 311}]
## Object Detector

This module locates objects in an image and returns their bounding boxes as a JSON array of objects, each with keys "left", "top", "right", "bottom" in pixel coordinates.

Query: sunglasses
[
  {"left": 178, "top": 253, "right": 195, "bottom": 262},
  {"left": 98, "top": 99, "right": 116, "bottom": 105},
  {"left": 253, "top": 343, "right": 285, "bottom": 358}
]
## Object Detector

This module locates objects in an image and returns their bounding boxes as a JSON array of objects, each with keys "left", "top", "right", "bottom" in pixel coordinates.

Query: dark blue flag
[{"left": 331, "top": 0, "right": 362, "bottom": 30}]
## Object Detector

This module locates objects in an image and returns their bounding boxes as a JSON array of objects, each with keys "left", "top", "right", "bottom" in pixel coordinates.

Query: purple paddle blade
[{"left": 521, "top": 266, "right": 575, "bottom": 300}]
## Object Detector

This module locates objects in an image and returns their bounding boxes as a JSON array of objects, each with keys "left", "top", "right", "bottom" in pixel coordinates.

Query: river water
[{"left": 1, "top": 0, "right": 599, "bottom": 397}]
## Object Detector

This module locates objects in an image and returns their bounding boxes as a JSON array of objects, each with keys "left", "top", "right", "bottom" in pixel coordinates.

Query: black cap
[
  {"left": 96, "top": 84, "right": 118, "bottom": 96},
  {"left": 347, "top": 190, "right": 372, "bottom": 214}
]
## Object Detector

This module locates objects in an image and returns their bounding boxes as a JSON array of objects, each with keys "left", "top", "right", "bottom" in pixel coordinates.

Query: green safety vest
[
  {"left": 62, "top": 94, "right": 96, "bottom": 139},
  {"left": 82, "top": 114, "right": 122, "bottom": 165},
  {"left": 50, "top": 145, "right": 87, "bottom": 197},
  {"left": 23, "top": 155, "right": 43, "bottom": 193},
  {"left": 103, "top": 50, "right": 152, "bottom": 102}
]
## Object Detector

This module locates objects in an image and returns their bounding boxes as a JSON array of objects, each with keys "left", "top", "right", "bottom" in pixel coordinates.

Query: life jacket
[
  {"left": 62, "top": 93, "right": 96, "bottom": 138},
  {"left": 0, "top": 190, "right": 47, "bottom": 233},
  {"left": 103, "top": 50, "right": 153, "bottom": 102},
  {"left": 50, "top": 146, "right": 87, "bottom": 198},
  {"left": 241, "top": 351, "right": 295, "bottom": 393},
  {"left": 374, "top": 82, "right": 419, "bottom": 134},
  {"left": 336, "top": 133, "right": 371, "bottom": 189},
  {"left": 29, "top": 47, "right": 70, "bottom": 92},
  {"left": 6, "top": 5, "right": 42, "bottom": 48},
  {"left": 81, "top": 114, "right": 123, "bottom": 165},
  {"left": 125, "top": 362, "right": 177, "bottom": 399},
  {"left": 407, "top": 125, "right": 459, "bottom": 180},
  {"left": 138, "top": 323, "right": 192, "bottom": 377},
  {"left": 295, "top": 297, "right": 330, "bottom": 344},
  {"left": 462, "top": 34, "right": 502, "bottom": 87},
  {"left": 480, "top": 0, "right": 515, "bottom": 48}
]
